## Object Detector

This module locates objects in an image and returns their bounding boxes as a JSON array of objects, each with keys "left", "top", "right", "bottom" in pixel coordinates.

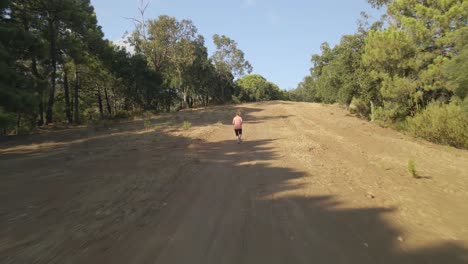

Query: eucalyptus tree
[
  {"left": 130, "top": 15, "right": 202, "bottom": 107},
  {"left": 211, "top": 34, "right": 253, "bottom": 101}
]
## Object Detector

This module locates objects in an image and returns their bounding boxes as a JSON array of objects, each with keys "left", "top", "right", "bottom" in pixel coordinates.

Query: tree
[
  {"left": 130, "top": 15, "right": 201, "bottom": 107},
  {"left": 182, "top": 38, "right": 213, "bottom": 107},
  {"left": 367, "top": 0, "right": 391, "bottom": 9},
  {"left": 211, "top": 34, "right": 253, "bottom": 101},
  {"left": 362, "top": 28, "right": 419, "bottom": 120},
  {"left": 0, "top": 0, "right": 46, "bottom": 133},
  {"left": 291, "top": 76, "right": 318, "bottom": 102},
  {"left": 299, "top": 30, "right": 369, "bottom": 105},
  {"left": 236, "top": 74, "right": 283, "bottom": 102},
  {"left": 444, "top": 28, "right": 468, "bottom": 99},
  {"left": 8, "top": 0, "right": 105, "bottom": 124},
  {"left": 211, "top": 34, "right": 253, "bottom": 78},
  {"left": 361, "top": 0, "right": 467, "bottom": 122}
]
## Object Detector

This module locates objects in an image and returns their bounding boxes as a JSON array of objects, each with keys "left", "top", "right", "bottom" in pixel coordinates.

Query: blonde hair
[{"left": 236, "top": 110, "right": 242, "bottom": 116}]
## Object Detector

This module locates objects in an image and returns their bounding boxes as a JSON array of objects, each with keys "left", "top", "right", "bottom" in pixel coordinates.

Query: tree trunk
[
  {"left": 74, "top": 70, "right": 80, "bottom": 124},
  {"left": 70, "top": 87, "right": 74, "bottom": 120},
  {"left": 38, "top": 93, "right": 44, "bottom": 126},
  {"left": 16, "top": 113, "right": 21, "bottom": 133},
  {"left": 113, "top": 98, "right": 118, "bottom": 117},
  {"left": 46, "top": 62, "right": 56, "bottom": 124},
  {"left": 166, "top": 102, "right": 170, "bottom": 112},
  {"left": 32, "top": 58, "right": 44, "bottom": 126},
  {"left": 220, "top": 73, "right": 225, "bottom": 101},
  {"left": 183, "top": 91, "right": 188, "bottom": 108},
  {"left": 111, "top": 86, "right": 118, "bottom": 115},
  {"left": 104, "top": 86, "right": 112, "bottom": 117},
  {"left": 63, "top": 69, "right": 72, "bottom": 123},
  {"left": 97, "top": 87, "right": 104, "bottom": 118},
  {"left": 145, "top": 87, "right": 151, "bottom": 111},
  {"left": 177, "top": 68, "right": 188, "bottom": 109},
  {"left": 46, "top": 20, "right": 57, "bottom": 124}
]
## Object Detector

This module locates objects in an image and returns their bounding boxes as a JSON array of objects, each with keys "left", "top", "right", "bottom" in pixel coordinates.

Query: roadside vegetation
[{"left": 290, "top": 0, "right": 468, "bottom": 148}]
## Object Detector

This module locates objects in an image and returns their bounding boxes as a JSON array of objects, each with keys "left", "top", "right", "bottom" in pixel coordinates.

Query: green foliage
[
  {"left": 182, "top": 120, "right": 192, "bottom": 130},
  {"left": 0, "top": 108, "right": 16, "bottom": 134},
  {"left": 132, "top": 15, "right": 197, "bottom": 71},
  {"left": 292, "top": 30, "right": 370, "bottom": 105},
  {"left": 407, "top": 159, "right": 417, "bottom": 178},
  {"left": 367, "top": 0, "right": 391, "bottom": 8},
  {"left": 363, "top": 29, "right": 416, "bottom": 77},
  {"left": 114, "top": 110, "right": 131, "bottom": 119},
  {"left": 290, "top": 76, "right": 319, "bottom": 102},
  {"left": 211, "top": 34, "right": 253, "bottom": 78},
  {"left": 0, "top": 1, "right": 42, "bottom": 132},
  {"left": 129, "top": 15, "right": 253, "bottom": 108},
  {"left": 205, "top": 34, "right": 253, "bottom": 103},
  {"left": 372, "top": 105, "right": 399, "bottom": 127},
  {"left": 406, "top": 99, "right": 468, "bottom": 148},
  {"left": 444, "top": 28, "right": 468, "bottom": 99},
  {"left": 349, "top": 97, "right": 370, "bottom": 118},
  {"left": 236, "top": 74, "right": 284, "bottom": 102},
  {"left": 130, "top": 15, "right": 200, "bottom": 108},
  {"left": 231, "top": 96, "right": 241, "bottom": 104},
  {"left": 17, "top": 127, "right": 32, "bottom": 135}
]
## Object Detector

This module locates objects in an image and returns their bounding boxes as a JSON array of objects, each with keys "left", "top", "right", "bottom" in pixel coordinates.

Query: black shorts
[{"left": 234, "top": 129, "right": 242, "bottom": 136}]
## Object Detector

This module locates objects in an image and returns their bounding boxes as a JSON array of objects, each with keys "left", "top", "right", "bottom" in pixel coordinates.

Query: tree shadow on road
[
  {"left": 171, "top": 137, "right": 468, "bottom": 264},
  {"left": 0, "top": 105, "right": 265, "bottom": 154}
]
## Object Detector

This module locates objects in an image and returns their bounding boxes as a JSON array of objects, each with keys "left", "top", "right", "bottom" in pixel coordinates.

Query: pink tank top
[{"left": 233, "top": 116, "right": 243, "bottom": 129}]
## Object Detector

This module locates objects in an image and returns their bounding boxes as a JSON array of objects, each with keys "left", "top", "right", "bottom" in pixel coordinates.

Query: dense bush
[
  {"left": 0, "top": 108, "right": 15, "bottom": 135},
  {"left": 406, "top": 99, "right": 468, "bottom": 148},
  {"left": 231, "top": 95, "right": 241, "bottom": 104},
  {"left": 235, "top": 74, "right": 285, "bottom": 102},
  {"left": 348, "top": 97, "right": 370, "bottom": 118}
]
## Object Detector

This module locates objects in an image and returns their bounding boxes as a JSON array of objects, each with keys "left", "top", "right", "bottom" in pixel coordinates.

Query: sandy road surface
[{"left": 1, "top": 101, "right": 468, "bottom": 263}]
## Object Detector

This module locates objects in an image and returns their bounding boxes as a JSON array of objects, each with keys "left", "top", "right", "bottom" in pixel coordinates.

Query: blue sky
[{"left": 90, "top": 0, "right": 384, "bottom": 90}]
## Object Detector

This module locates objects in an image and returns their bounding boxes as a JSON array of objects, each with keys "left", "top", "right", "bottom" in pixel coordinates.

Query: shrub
[
  {"left": 348, "top": 97, "right": 370, "bottom": 118},
  {"left": 182, "top": 120, "right": 191, "bottom": 130},
  {"left": 143, "top": 113, "right": 152, "bottom": 131},
  {"left": 407, "top": 159, "right": 417, "bottom": 178},
  {"left": 114, "top": 110, "right": 131, "bottom": 119},
  {"left": 17, "top": 126, "right": 32, "bottom": 135},
  {"left": 231, "top": 95, "right": 241, "bottom": 104},
  {"left": 0, "top": 108, "right": 15, "bottom": 135},
  {"left": 371, "top": 107, "right": 389, "bottom": 127},
  {"left": 132, "top": 109, "right": 145, "bottom": 117},
  {"left": 373, "top": 102, "right": 408, "bottom": 127},
  {"left": 90, "top": 118, "right": 114, "bottom": 131},
  {"left": 406, "top": 98, "right": 468, "bottom": 148},
  {"left": 84, "top": 108, "right": 98, "bottom": 122}
]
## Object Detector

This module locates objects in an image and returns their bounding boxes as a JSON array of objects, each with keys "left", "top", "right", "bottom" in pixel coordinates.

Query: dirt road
[{"left": 1, "top": 101, "right": 468, "bottom": 263}]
